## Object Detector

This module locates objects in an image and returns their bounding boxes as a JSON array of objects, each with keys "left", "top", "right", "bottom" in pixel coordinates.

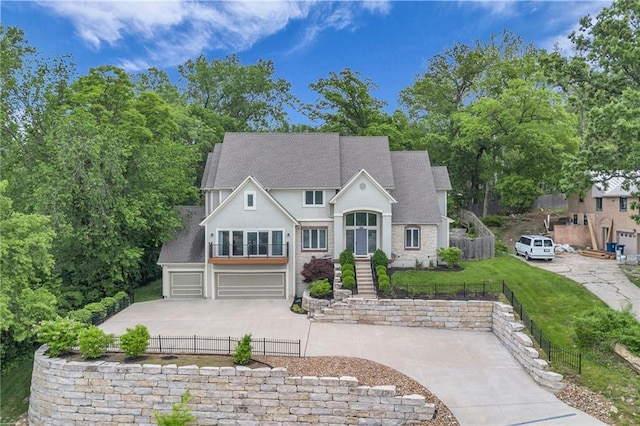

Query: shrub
[
  {"left": 495, "top": 239, "right": 509, "bottom": 254},
  {"left": 68, "top": 308, "right": 93, "bottom": 324},
  {"left": 378, "top": 275, "right": 391, "bottom": 294},
  {"left": 84, "top": 302, "right": 107, "bottom": 322},
  {"left": 234, "top": 334, "right": 252, "bottom": 365},
  {"left": 78, "top": 326, "right": 114, "bottom": 359},
  {"left": 36, "top": 317, "right": 87, "bottom": 357},
  {"left": 372, "top": 249, "right": 389, "bottom": 268},
  {"left": 155, "top": 391, "right": 196, "bottom": 426},
  {"left": 342, "top": 275, "right": 355, "bottom": 290},
  {"left": 309, "top": 279, "right": 332, "bottom": 298},
  {"left": 339, "top": 249, "right": 354, "bottom": 266},
  {"left": 341, "top": 263, "right": 355, "bottom": 273},
  {"left": 437, "top": 247, "right": 462, "bottom": 269},
  {"left": 574, "top": 306, "right": 640, "bottom": 354},
  {"left": 119, "top": 324, "right": 150, "bottom": 357},
  {"left": 341, "top": 268, "right": 355, "bottom": 279},
  {"left": 482, "top": 214, "right": 504, "bottom": 228},
  {"left": 375, "top": 265, "right": 387, "bottom": 277},
  {"left": 301, "top": 257, "right": 334, "bottom": 283}
]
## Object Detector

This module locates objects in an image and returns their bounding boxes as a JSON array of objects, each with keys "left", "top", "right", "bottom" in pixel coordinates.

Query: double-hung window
[
  {"left": 405, "top": 227, "right": 420, "bottom": 249},
  {"left": 304, "top": 190, "right": 324, "bottom": 206},
  {"left": 595, "top": 197, "right": 603, "bottom": 211},
  {"left": 620, "top": 197, "right": 628, "bottom": 212},
  {"left": 302, "top": 228, "right": 327, "bottom": 250}
]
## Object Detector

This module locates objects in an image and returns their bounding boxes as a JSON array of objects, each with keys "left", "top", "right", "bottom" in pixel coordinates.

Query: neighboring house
[
  {"left": 554, "top": 177, "right": 639, "bottom": 255},
  {"left": 158, "top": 132, "right": 452, "bottom": 299}
]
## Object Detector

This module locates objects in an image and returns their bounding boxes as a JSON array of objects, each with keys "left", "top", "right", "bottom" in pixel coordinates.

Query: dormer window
[
  {"left": 244, "top": 191, "right": 256, "bottom": 210},
  {"left": 303, "top": 190, "right": 324, "bottom": 206}
]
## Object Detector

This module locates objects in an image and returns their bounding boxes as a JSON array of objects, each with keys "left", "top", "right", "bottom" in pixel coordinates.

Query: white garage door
[
  {"left": 217, "top": 273, "right": 285, "bottom": 299},
  {"left": 617, "top": 231, "right": 638, "bottom": 255},
  {"left": 169, "top": 272, "right": 204, "bottom": 298}
]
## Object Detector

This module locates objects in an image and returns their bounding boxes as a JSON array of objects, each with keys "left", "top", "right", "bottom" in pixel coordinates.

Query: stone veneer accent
[
  {"left": 29, "top": 345, "right": 435, "bottom": 426},
  {"left": 305, "top": 297, "right": 565, "bottom": 392}
]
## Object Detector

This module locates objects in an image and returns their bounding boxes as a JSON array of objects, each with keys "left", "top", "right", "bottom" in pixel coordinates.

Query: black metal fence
[
  {"left": 88, "top": 292, "right": 134, "bottom": 326},
  {"left": 502, "top": 282, "right": 582, "bottom": 373},
  {"left": 106, "top": 335, "right": 301, "bottom": 357},
  {"left": 394, "top": 281, "right": 503, "bottom": 300},
  {"left": 388, "top": 277, "right": 582, "bottom": 373}
]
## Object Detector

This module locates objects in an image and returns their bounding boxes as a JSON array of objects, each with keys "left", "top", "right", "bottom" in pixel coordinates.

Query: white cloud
[
  {"left": 38, "top": 0, "right": 391, "bottom": 71},
  {"left": 538, "top": 1, "right": 611, "bottom": 55}
]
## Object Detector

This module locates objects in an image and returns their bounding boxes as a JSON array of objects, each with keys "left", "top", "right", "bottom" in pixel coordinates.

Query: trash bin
[
  {"left": 616, "top": 245, "right": 625, "bottom": 255},
  {"left": 606, "top": 242, "right": 617, "bottom": 253}
]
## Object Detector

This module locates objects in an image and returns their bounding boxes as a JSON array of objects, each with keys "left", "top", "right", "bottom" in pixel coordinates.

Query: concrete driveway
[
  {"left": 522, "top": 253, "right": 640, "bottom": 319},
  {"left": 101, "top": 299, "right": 604, "bottom": 426}
]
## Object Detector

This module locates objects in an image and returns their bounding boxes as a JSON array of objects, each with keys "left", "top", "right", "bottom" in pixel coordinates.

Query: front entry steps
[{"left": 355, "top": 259, "right": 377, "bottom": 298}]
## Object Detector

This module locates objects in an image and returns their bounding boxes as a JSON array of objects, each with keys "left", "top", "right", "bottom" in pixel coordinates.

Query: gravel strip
[
  {"left": 556, "top": 382, "right": 615, "bottom": 425},
  {"left": 255, "top": 355, "right": 459, "bottom": 426}
]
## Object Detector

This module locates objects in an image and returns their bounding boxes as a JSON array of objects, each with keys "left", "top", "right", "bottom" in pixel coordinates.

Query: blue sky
[{"left": 3, "top": 1, "right": 610, "bottom": 123}]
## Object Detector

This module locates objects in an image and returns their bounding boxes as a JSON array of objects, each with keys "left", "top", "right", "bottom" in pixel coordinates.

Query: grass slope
[{"left": 393, "top": 255, "right": 640, "bottom": 424}]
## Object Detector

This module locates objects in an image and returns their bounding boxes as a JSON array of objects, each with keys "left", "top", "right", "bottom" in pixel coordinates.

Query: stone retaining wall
[
  {"left": 309, "top": 298, "right": 494, "bottom": 331},
  {"left": 492, "top": 302, "right": 565, "bottom": 391},
  {"left": 305, "top": 297, "right": 565, "bottom": 391},
  {"left": 29, "top": 346, "right": 435, "bottom": 426}
]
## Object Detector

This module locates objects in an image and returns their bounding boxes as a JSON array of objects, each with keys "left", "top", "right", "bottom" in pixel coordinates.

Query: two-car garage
[
  {"left": 164, "top": 269, "right": 287, "bottom": 299},
  {"left": 216, "top": 273, "right": 286, "bottom": 299}
]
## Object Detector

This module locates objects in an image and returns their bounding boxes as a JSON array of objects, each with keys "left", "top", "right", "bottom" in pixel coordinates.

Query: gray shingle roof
[
  {"left": 207, "top": 132, "right": 342, "bottom": 189},
  {"left": 200, "top": 146, "right": 222, "bottom": 190},
  {"left": 340, "top": 136, "right": 395, "bottom": 188},
  {"left": 432, "top": 166, "right": 452, "bottom": 191},
  {"left": 157, "top": 206, "right": 205, "bottom": 264},
  {"left": 389, "top": 151, "right": 442, "bottom": 224}
]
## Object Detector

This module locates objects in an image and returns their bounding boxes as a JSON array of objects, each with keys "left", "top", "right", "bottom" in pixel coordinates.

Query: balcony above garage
[{"left": 208, "top": 243, "right": 289, "bottom": 265}]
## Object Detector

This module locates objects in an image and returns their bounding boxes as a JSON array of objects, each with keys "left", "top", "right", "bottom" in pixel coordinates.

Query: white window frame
[
  {"left": 405, "top": 227, "right": 420, "bottom": 249},
  {"left": 303, "top": 190, "right": 325, "bottom": 207},
  {"left": 244, "top": 191, "right": 256, "bottom": 210},
  {"left": 302, "top": 228, "right": 328, "bottom": 251}
]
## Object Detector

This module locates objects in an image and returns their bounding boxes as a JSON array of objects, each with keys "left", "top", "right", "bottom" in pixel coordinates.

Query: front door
[{"left": 355, "top": 228, "right": 368, "bottom": 256}]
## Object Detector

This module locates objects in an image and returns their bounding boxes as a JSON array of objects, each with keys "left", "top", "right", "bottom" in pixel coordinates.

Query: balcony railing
[{"left": 209, "top": 242, "right": 289, "bottom": 259}]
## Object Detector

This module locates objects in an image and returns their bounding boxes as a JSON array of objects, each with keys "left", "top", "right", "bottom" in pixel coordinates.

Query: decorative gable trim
[
  {"left": 199, "top": 176, "right": 299, "bottom": 226},
  {"left": 329, "top": 169, "right": 397, "bottom": 204}
]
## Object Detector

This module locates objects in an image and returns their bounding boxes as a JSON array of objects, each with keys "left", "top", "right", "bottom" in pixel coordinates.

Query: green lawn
[
  {"left": 133, "top": 278, "right": 163, "bottom": 302},
  {"left": 393, "top": 255, "right": 640, "bottom": 424}
]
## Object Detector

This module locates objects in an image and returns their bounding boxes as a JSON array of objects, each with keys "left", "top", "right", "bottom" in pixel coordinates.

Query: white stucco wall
[
  {"left": 390, "top": 224, "right": 438, "bottom": 268},
  {"left": 331, "top": 173, "right": 394, "bottom": 255},
  {"left": 295, "top": 220, "right": 334, "bottom": 296}
]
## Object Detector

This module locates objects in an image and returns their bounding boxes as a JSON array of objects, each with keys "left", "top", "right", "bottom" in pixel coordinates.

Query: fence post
[
  {"left": 578, "top": 353, "right": 582, "bottom": 375},
  {"left": 298, "top": 339, "right": 301, "bottom": 357},
  {"left": 194, "top": 335, "right": 197, "bottom": 353},
  {"left": 158, "top": 336, "right": 162, "bottom": 353},
  {"left": 263, "top": 338, "right": 266, "bottom": 356},
  {"left": 228, "top": 336, "right": 232, "bottom": 355}
]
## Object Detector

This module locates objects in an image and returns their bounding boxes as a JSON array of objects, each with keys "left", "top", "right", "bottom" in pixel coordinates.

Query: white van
[{"left": 515, "top": 235, "right": 555, "bottom": 261}]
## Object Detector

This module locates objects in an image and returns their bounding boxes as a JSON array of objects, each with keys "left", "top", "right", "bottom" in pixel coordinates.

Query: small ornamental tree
[
  {"left": 119, "top": 324, "right": 150, "bottom": 357},
  {"left": 234, "top": 334, "right": 252, "bottom": 365},
  {"left": 36, "top": 317, "right": 87, "bottom": 357},
  {"left": 301, "top": 257, "right": 334, "bottom": 282},
  {"left": 79, "top": 325, "right": 114, "bottom": 359}
]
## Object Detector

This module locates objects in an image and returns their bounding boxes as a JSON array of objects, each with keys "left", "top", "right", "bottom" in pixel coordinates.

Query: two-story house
[
  {"left": 158, "top": 132, "right": 452, "bottom": 299},
  {"left": 554, "top": 176, "right": 639, "bottom": 256}
]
